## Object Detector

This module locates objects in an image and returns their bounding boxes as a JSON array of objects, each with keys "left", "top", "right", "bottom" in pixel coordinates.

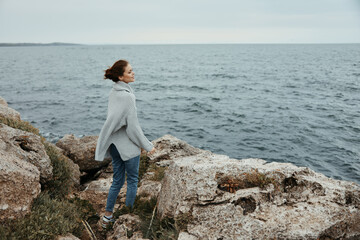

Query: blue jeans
[{"left": 105, "top": 143, "right": 140, "bottom": 212}]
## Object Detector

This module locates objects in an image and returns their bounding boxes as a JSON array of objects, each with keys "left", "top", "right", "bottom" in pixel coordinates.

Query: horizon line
[{"left": 1, "top": 42, "right": 360, "bottom": 46}]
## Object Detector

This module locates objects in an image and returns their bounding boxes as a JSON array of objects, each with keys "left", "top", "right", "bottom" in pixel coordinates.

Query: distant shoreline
[
  {"left": 0, "top": 42, "right": 82, "bottom": 47},
  {"left": 0, "top": 42, "right": 359, "bottom": 47}
]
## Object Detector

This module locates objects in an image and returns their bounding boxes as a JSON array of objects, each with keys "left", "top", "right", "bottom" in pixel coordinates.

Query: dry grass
[
  {"left": 113, "top": 195, "right": 190, "bottom": 240},
  {"left": 174, "top": 212, "right": 193, "bottom": 232},
  {"left": 139, "top": 153, "right": 150, "bottom": 181},
  {"left": 0, "top": 192, "right": 97, "bottom": 240},
  {"left": 0, "top": 116, "right": 40, "bottom": 135},
  {"left": 0, "top": 116, "right": 91, "bottom": 239},
  {"left": 148, "top": 163, "right": 167, "bottom": 182},
  {"left": 138, "top": 154, "right": 167, "bottom": 183},
  {"left": 41, "top": 141, "right": 73, "bottom": 199},
  {"left": 217, "top": 168, "right": 280, "bottom": 193}
]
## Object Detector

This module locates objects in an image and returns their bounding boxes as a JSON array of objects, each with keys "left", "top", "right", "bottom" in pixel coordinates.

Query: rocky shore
[{"left": 1, "top": 96, "right": 360, "bottom": 240}]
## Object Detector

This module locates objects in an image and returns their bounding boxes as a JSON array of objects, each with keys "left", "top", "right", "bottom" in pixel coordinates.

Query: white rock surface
[
  {"left": 148, "top": 134, "right": 205, "bottom": 163},
  {"left": 177, "top": 231, "right": 199, "bottom": 240},
  {"left": 0, "top": 123, "right": 52, "bottom": 182},
  {"left": 0, "top": 136, "right": 41, "bottom": 221},
  {"left": 157, "top": 151, "right": 360, "bottom": 240}
]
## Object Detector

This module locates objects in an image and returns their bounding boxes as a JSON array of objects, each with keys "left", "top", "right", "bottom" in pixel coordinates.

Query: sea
[{"left": 0, "top": 44, "right": 359, "bottom": 184}]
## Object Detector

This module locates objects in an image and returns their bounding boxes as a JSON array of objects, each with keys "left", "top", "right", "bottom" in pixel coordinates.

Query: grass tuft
[
  {"left": 0, "top": 116, "right": 40, "bottom": 135},
  {"left": 217, "top": 168, "right": 280, "bottom": 193},
  {"left": 0, "top": 193, "right": 98, "bottom": 240},
  {"left": 1, "top": 192, "right": 81, "bottom": 240},
  {"left": 174, "top": 212, "right": 193, "bottom": 232},
  {"left": 113, "top": 195, "right": 192, "bottom": 240},
  {"left": 42, "top": 141, "right": 73, "bottom": 199},
  {"left": 139, "top": 153, "right": 150, "bottom": 181},
  {"left": 148, "top": 163, "right": 167, "bottom": 182}
]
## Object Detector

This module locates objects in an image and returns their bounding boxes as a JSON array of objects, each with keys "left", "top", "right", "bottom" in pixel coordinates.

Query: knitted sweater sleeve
[{"left": 125, "top": 99, "right": 154, "bottom": 152}]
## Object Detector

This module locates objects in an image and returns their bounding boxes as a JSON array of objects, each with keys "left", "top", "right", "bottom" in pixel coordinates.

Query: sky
[{"left": 0, "top": 0, "right": 360, "bottom": 44}]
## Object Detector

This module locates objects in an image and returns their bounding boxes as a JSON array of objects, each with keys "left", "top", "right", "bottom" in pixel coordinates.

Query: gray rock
[
  {"left": 177, "top": 232, "right": 199, "bottom": 240},
  {"left": 107, "top": 214, "right": 146, "bottom": 240},
  {"left": 0, "top": 123, "right": 52, "bottom": 182},
  {"left": 0, "top": 134, "right": 41, "bottom": 222},
  {"left": 56, "top": 134, "right": 111, "bottom": 172},
  {"left": 157, "top": 151, "right": 360, "bottom": 240},
  {"left": 148, "top": 134, "right": 204, "bottom": 163}
]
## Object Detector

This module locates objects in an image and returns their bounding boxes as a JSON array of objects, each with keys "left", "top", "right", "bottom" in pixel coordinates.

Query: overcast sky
[{"left": 0, "top": 0, "right": 359, "bottom": 44}]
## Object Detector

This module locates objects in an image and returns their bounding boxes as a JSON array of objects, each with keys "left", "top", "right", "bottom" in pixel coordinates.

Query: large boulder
[
  {"left": 136, "top": 134, "right": 205, "bottom": 202},
  {"left": 0, "top": 132, "right": 41, "bottom": 221},
  {"left": 0, "top": 123, "right": 52, "bottom": 182},
  {"left": 56, "top": 134, "right": 111, "bottom": 171},
  {"left": 157, "top": 152, "right": 360, "bottom": 240},
  {"left": 136, "top": 134, "right": 204, "bottom": 202}
]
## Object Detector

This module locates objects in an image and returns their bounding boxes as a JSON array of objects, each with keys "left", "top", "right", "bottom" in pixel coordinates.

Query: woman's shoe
[{"left": 102, "top": 215, "right": 115, "bottom": 229}]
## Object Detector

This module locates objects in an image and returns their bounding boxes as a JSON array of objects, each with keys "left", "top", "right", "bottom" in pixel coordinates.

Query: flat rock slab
[{"left": 157, "top": 152, "right": 360, "bottom": 240}]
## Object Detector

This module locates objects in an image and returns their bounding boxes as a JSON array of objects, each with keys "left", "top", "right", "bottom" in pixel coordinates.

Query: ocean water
[{"left": 0, "top": 44, "right": 359, "bottom": 184}]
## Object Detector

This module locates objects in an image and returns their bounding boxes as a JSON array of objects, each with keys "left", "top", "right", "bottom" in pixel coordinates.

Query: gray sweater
[{"left": 95, "top": 81, "right": 153, "bottom": 161}]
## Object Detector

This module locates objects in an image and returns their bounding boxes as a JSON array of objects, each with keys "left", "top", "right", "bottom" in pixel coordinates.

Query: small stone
[{"left": 0, "top": 204, "right": 9, "bottom": 210}]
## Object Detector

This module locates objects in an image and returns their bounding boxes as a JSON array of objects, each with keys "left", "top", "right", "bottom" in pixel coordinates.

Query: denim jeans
[{"left": 105, "top": 143, "right": 140, "bottom": 212}]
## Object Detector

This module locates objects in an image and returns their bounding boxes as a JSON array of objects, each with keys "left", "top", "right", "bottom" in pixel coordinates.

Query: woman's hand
[{"left": 148, "top": 147, "right": 156, "bottom": 155}]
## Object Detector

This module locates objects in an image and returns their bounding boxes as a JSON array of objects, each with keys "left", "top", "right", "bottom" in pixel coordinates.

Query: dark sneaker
[{"left": 102, "top": 215, "right": 115, "bottom": 229}]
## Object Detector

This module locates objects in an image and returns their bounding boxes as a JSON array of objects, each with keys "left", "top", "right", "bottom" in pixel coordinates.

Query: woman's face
[{"left": 119, "top": 64, "right": 135, "bottom": 83}]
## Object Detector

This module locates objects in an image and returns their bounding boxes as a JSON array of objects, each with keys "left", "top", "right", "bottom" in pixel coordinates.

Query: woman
[{"left": 95, "top": 59, "right": 156, "bottom": 229}]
